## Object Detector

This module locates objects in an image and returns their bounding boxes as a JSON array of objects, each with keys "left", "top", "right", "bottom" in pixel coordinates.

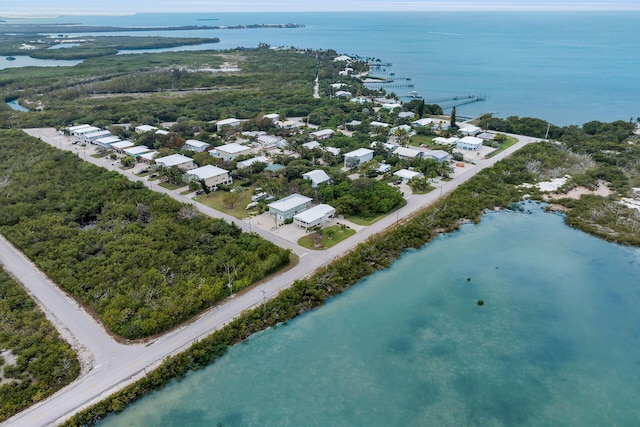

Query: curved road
[{"left": 2, "top": 129, "right": 540, "bottom": 426}]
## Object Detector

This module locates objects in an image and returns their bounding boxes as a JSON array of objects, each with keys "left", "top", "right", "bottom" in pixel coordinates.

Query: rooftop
[
  {"left": 268, "top": 193, "right": 312, "bottom": 212},
  {"left": 294, "top": 204, "right": 335, "bottom": 223},
  {"left": 156, "top": 153, "right": 193, "bottom": 167},
  {"left": 188, "top": 165, "right": 229, "bottom": 179},
  {"left": 213, "top": 143, "right": 249, "bottom": 154}
]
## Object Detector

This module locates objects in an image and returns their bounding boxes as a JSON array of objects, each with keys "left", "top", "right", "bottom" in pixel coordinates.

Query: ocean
[
  {"left": 99, "top": 204, "right": 640, "bottom": 426},
  {"left": 6, "top": 11, "right": 640, "bottom": 125}
]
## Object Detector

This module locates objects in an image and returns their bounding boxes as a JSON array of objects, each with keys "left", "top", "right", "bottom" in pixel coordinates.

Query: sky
[{"left": 2, "top": 1, "right": 640, "bottom": 17}]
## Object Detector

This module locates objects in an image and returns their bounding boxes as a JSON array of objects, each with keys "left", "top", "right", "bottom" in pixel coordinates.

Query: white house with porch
[
  {"left": 268, "top": 194, "right": 313, "bottom": 221},
  {"left": 293, "top": 204, "right": 336, "bottom": 229}
]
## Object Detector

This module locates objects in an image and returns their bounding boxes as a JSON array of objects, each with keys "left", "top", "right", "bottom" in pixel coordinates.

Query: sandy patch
[{"left": 544, "top": 180, "right": 612, "bottom": 201}]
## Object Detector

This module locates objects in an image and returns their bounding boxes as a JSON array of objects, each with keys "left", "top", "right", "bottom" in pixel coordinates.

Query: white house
[
  {"left": 381, "top": 103, "right": 402, "bottom": 111},
  {"left": 303, "top": 170, "right": 332, "bottom": 187},
  {"left": 95, "top": 136, "right": 121, "bottom": 149},
  {"left": 139, "top": 151, "right": 159, "bottom": 164},
  {"left": 434, "top": 136, "right": 458, "bottom": 145},
  {"left": 393, "top": 146, "right": 423, "bottom": 161},
  {"left": 135, "top": 125, "right": 158, "bottom": 134},
  {"left": 310, "top": 129, "right": 335, "bottom": 140},
  {"left": 412, "top": 118, "right": 435, "bottom": 127},
  {"left": 346, "top": 120, "right": 362, "bottom": 128},
  {"left": 477, "top": 132, "right": 496, "bottom": 141},
  {"left": 456, "top": 136, "right": 484, "bottom": 151},
  {"left": 155, "top": 153, "right": 196, "bottom": 171},
  {"left": 422, "top": 149, "right": 450, "bottom": 162},
  {"left": 268, "top": 194, "right": 313, "bottom": 221},
  {"left": 344, "top": 148, "right": 374, "bottom": 168},
  {"left": 237, "top": 156, "right": 269, "bottom": 169},
  {"left": 398, "top": 111, "right": 416, "bottom": 119},
  {"left": 183, "top": 139, "right": 210, "bottom": 152},
  {"left": 370, "top": 121, "right": 391, "bottom": 128},
  {"left": 263, "top": 113, "right": 280, "bottom": 123},
  {"left": 394, "top": 169, "right": 423, "bottom": 181},
  {"left": 185, "top": 165, "right": 232, "bottom": 188},
  {"left": 459, "top": 124, "right": 482, "bottom": 136},
  {"left": 333, "top": 55, "right": 352, "bottom": 62},
  {"left": 377, "top": 163, "right": 392, "bottom": 174},
  {"left": 155, "top": 129, "right": 170, "bottom": 136},
  {"left": 110, "top": 140, "right": 135, "bottom": 153},
  {"left": 293, "top": 204, "right": 336, "bottom": 229},
  {"left": 302, "top": 141, "right": 321, "bottom": 150},
  {"left": 216, "top": 118, "right": 241, "bottom": 131},
  {"left": 209, "top": 143, "right": 251, "bottom": 160},
  {"left": 323, "top": 146, "right": 341, "bottom": 156},
  {"left": 83, "top": 130, "right": 112, "bottom": 143},
  {"left": 257, "top": 135, "right": 281, "bottom": 148},
  {"left": 124, "top": 146, "right": 152, "bottom": 159},
  {"left": 335, "top": 90, "right": 352, "bottom": 98},
  {"left": 389, "top": 124, "right": 412, "bottom": 136},
  {"left": 71, "top": 125, "right": 100, "bottom": 138}
]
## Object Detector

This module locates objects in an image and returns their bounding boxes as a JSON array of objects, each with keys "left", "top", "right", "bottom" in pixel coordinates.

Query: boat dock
[{"left": 424, "top": 94, "right": 487, "bottom": 109}]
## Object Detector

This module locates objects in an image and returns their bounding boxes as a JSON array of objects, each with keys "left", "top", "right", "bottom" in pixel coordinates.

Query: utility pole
[{"left": 545, "top": 123, "right": 551, "bottom": 140}]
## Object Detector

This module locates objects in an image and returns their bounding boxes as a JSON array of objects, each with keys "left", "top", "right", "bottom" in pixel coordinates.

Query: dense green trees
[
  {"left": 0, "top": 130, "right": 290, "bottom": 339},
  {"left": 318, "top": 178, "right": 405, "bottom": 218},
  {"left": 0, "top": 268, "right": 79, "bottom": 422}
]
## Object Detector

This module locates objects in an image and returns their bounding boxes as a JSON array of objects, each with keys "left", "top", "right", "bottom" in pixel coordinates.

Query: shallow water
[{"left": 101, "top": 204, "right": 640, "bottom": 426}]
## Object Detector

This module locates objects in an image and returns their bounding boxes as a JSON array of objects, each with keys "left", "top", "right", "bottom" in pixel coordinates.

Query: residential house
[
  {"left": 394, "top": 169, "right": 423, "bottom": 181},
  {"left": 302, "top": 141, "right": 321, "bottom": 150},
  {"left": 155, "top": 153, "right": 196, "bottom": 171},
  {"left": 209, "top": 143, "right": 251, "bottom": 160},
  {"left": 124, "top": 146, "right": 152, "bottom": 160},
  {"left": 135, "top": 125, "right": 158, "bottom": 134},
  {"left": 459, "top": 124, "right": 482, "bottom": 136},
  {"left": 303, "top": 170, "right": 332, "bottom": 187},
  {"left": 393, "top": 146, "right": 423, "bottom": 161},
  {"left": 456, "top": 136, "right": 484, "bottom": 151},
  {"left": 377, "top": 163, "right": 392, "bottom": 174},
  {"left": 83, "top": 130, "right": 112, "bottom": 143},
  {"left": 344, "top": 148, "right": 374, "bottom": 168},
  {"left": 310, "top": 129, "right": 335, "bottom": 140},
  {"left": 185, "top": 165, "right": 232, "bottom": 189},
  {"left": 422, "top": 149, "right": 450, "bottom": 162},
  {"left": 257, "top": 135, "right": 282, "bottom": 148},
  {"left": 398, "top": 111, "right": 416, "bottom": 119},
  {"left": 433, "top": 136, "right": 458, "bottom": 145},
  {"left": 216, "top": 118, "right": 241, "bottom": 131},
  {"left": 139, "top": 151, "right": 159, "bottom": 164},
  {"left": 110, "top": 140, "right": 134, "bottom": 153},
  {"left": 237, "top": 156, "right": 269, "bottom": 169},
  {"left": 335, "top": 90, "right": 352, "bottom": 98},
  {"left": 477, "top": 132, "right": 496, "bottom": 141},
  {"left": 268, "top": 194, "right": 313, "bottom": 221},
  {"left": 183, "top": 139, "right": 210, "bottom": 153},
  {"left": 263, "top": 113, "right": 280, "bottom": 123},
  {"left": 95, "top": 136, "right": 121, "bottom": 149},
  {"left": 323, "top": 146, "right": 341, "bottom": 156},
  {"left": 293, "top": 204, "right": 336, "bottom": 229}
]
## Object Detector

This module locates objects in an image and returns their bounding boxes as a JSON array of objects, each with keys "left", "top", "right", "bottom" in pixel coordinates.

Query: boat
[
  {"left": 408, "top": 91, "right": 422, "bottom": 99},
  {"left": 6, "top": 56, "right": 16, "bottom": 61}
]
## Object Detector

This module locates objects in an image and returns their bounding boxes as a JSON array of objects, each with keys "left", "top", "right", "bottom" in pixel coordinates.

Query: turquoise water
[
  {"left": 101, "top": 204, "right": 640, "bottom": 426},
  {"left": 10, "top": 12, "right": 640, "bottom": 125}
]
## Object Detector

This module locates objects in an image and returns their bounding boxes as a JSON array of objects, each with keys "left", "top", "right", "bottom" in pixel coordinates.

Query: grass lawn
[
  {"left": 195, "top": 186, "right": 258, "bottom": 219},
  {"left": 159, "top": 181, "right": 187, "bottom": 191},
  {"left": 410, "top": 135, "right": 436, "bottom": 147},
  {"left": 486, "top": 136, "right": 518, "bottom": 158},
  {"left": 298, "top": 225, "right": 356, "bottom": 250}
]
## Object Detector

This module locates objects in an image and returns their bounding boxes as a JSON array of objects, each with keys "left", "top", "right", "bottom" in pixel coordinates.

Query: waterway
[
  {"left": 0, "top": 55, "right": 82, "bottom": 70},
  {"left": 8, "top": 12, "right": 640, "bottom": 125},
  {"left": 5, "top": 99, "right": 29, "bottom": 112},
  {"left": 101, "top": 203, "right": 640, "bottom": 426}
]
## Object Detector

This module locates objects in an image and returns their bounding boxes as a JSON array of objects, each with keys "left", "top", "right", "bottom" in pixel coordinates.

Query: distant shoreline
[{"left": 0, "top": 23, "right": 304, "bottom": 34}]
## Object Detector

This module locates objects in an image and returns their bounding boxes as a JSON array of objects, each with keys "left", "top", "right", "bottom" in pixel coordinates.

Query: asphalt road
[{"left": 1, "top": 129, "right": 540, "bottom": 426}]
